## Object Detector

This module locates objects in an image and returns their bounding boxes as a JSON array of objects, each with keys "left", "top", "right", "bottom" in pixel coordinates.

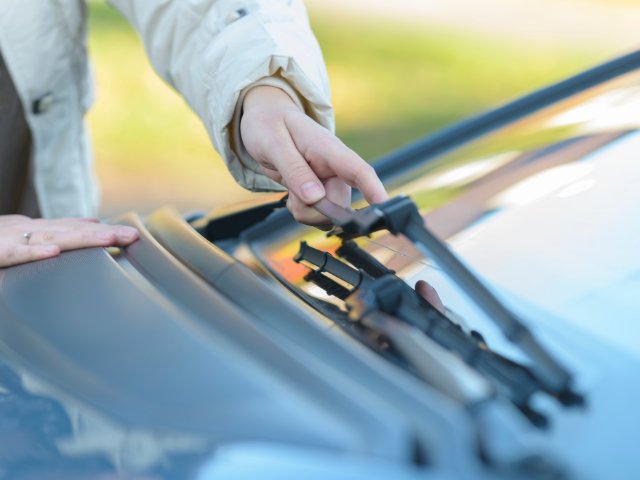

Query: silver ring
[{"left": 24, "top": 232, "right": 33, "bottom": 245}]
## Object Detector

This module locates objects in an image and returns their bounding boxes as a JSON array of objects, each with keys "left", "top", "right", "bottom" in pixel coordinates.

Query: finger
[
  {"left": 0, "top": 221, "right": 139, "bottom": 248},
  {"left": 29, "top": 226, "right": 138, "bottom": 249},
  {"left": 25, "top": 217, "right": 100, "bottom": 230},
  {"left": 113, "top": 226, "right": 139, "bottom": 246},
  {"left": 287, "top": 177, "right": 350, "bottom": 228},
  {"left": 44, "top": 223, "right": 138, "bottom": 246},
  {"left": 5, "top": 224, "right": 139, "bottom": 247},
  {"left": 288, "top": 194, "right": 333, "bottom": 229},
  {"left": 415, "top": 280, "right": 445, "bottom": 315},
  {"left": 37, "top": 218, "right": 111, "bottom": 230},
  {"left": 330, "top": 157, "right": 389, "bottom": 206},
  {"left": 258, "top": 165, "right": 284, "bottom": 185},
  {"left": 0, "top": 217, "right": 98, "bottom": 236},
  {"left": 286, "top": 116, "right": 389, "bottom": 205},
  {"left": 103, "top": 226, "right": 139, "bottom": 247},
  {"left": 47, "top": 217, "right": 100, "bottom": 223},
  {"left": 318, "top": 144, "right": 388, "bottom": 205},
  {"left": 0, "top": 215, "right": 31, "bottom": 228},
  {"left": 59, "top": 217, "right": 101, "bottom": 223},
  {"left": 268, "top": 138, "right": 326, "bottom": 206},
  {"left": 10, "top": 218, "right": 116, "bottom": 233},
  {"left": 27, "top": 229, "right": 119, "bottom": 251},
  {"left": 0, "top": 244, "right": 60, "bottom": 268}
]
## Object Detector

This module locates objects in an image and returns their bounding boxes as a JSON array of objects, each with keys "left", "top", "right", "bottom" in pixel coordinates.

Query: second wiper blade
[
  {"left": 294, "top": 241, "right": 542, "bottom": 414},
  {"left": 312, "top": 196, "right": 581, "bottom": 405},
  {"left": 294, "top": 240, "right": 373, "bottom": 291},
  {"left": 336, "top": 240, "right": 396, "bottom": 278}
]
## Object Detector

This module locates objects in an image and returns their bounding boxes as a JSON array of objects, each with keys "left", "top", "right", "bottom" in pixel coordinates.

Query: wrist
[{"left": 243, "top": 85, "right": 299, "bottom": 115}]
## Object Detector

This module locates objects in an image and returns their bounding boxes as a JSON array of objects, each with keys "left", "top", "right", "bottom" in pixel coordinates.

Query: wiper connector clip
[{"left": 315, "top": 195, "right": 421, "bottom": 240}]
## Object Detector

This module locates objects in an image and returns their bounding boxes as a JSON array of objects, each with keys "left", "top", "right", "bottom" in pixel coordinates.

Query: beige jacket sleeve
[{"left": 107, "top": 0, "right": 334, "bottom": 192}]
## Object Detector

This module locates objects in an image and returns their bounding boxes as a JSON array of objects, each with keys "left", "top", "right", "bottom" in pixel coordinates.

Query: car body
[{"left": 2, "top": 50, "right": 640, "bottom": 480}]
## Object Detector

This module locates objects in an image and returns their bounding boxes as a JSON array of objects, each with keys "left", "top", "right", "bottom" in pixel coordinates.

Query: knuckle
[
  {"left": 304, "top": 131, "right": 336, "bottom": 162},
  {"left": 290, "top": 201, "right": 309, "bottom": 219},
  {"left": 290, "top": 204, "right": 328, "bottom": 227},
  {"left": 292, "top": 211, "right": 305, "bottom": 223},
  {"left": 259, "top": 121, "right": 288, "bottom": 145},
  {"left": 257, "top": 160, "right": 277, "bottom": 172},
  {"left": 288, "top": 197, "right": 304, "bottom": 216},
  {"left": 42, "top": 231, "right": 56, "bottom": 243},
  {"left": 353, "top": 163, "right": 375, "bottom": 186},
  {"left": 285, "top": 162, "right": 312, "bottom": 183},
  {"left": 6, "top": 246, "right": 20, "bottom": 262},
  {"left": 359, "top": 162, "right": 375, "bottom": 176},
  {"left": 304, "top": 138, "right": 325, "bottom": 161}
]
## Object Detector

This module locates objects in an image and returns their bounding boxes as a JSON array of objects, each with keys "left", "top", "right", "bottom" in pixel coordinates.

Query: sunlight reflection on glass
[
  {"left": 557, "top": 179, "right": 596, "bottom": 198},
  {"left": 489, "top": 163, "right": 594, "bottom": 208},
  {"left": 308, "top": 284, "right": 332, "bottom": 299},
  {"left": 403, "top": 151, "right": 519, "bottom": 194},
  {"left": 548, "top": 87, "right": 640, "bottom": 130}
]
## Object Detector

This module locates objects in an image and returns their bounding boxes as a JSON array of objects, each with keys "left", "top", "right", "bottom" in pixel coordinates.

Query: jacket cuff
[{"left": 229, "top": 75, "right": 304, "bottom": 192}]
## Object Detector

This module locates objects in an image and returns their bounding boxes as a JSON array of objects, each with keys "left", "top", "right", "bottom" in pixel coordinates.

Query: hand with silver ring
[{"left": 0, "top": 215, "right": 139, "bottom": 268}]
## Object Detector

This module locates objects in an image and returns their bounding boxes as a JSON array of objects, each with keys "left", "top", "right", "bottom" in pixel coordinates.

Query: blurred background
[{"left": 88, "top": 0, "right": 640, "bottom": 218}]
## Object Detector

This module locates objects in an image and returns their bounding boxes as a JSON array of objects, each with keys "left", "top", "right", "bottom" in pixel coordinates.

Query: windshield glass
[{"left": 382, "top": 69, "right": 640, "bottom": 355}]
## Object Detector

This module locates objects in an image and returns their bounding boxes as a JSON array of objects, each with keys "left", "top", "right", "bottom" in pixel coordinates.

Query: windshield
[{"left": 384, "top": 70, "right": 640, "bottom": 356}]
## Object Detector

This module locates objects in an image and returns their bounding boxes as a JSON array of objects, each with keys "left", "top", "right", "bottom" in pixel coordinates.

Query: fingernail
[
  {"left": 97, "top": 231, "right": 114, "bottom": 241},
  {"left": 119, "top": 227, "right": 138, "bottom": 240},
  {"left": 42, "top": 245, "right": 58, "bottom": 254},
  {"left": 300, "top": 182, "right": 324, "bottom": 203}
]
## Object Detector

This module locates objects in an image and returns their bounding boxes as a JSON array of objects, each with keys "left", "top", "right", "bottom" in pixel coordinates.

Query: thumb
[
  {"left": 281, "top": 156, "right": 326, "bottom": 205},
  {"left": 416, "top": 280, "right": 445, "bottom": 315}
]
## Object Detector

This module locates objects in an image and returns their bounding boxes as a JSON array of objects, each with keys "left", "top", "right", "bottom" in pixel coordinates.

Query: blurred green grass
[
  {"left": 87, "top": 1, "right": 612, "bottom": 213},
  {"left": 308, "top": 9, "right": 608, "bottom": 159},
  {"left": 88, "top": 2, "right": 217, "bottom": 172}
]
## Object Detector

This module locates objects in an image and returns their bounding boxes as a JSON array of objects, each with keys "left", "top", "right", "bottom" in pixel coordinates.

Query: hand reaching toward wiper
[
  {"left": 0, "top": 215, "right": 139, "bottom": 267},
  {"left": 241, "top": 86, "right": 389, "bottom": 229}
]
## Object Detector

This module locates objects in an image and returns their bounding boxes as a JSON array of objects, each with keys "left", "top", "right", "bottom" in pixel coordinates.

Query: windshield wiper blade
[
  {"left": 303, "top": 269, "right": 352, "bottom": 301},
  {"left": 294, "top": 240, "right": 374, "bottom": 291},
  {"left": 336, "top": 240, "right": 396, "bottom": 278},
  {"left": 299, "top": 265, "right": 497, "bottom": 407},
  {"left": 312, "top": 196, "right": 581, "bottom": 405},
  {"left": 294, "top": 241, "right": 546, "bottom": 421}
]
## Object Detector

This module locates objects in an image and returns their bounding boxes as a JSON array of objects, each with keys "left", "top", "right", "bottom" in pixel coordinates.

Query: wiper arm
[
  {"left": 295, "top": 242, "right": 546, "bottom": 422},
  {"left": 312, "top": 196, "right": 581, "bottom": 405}
]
